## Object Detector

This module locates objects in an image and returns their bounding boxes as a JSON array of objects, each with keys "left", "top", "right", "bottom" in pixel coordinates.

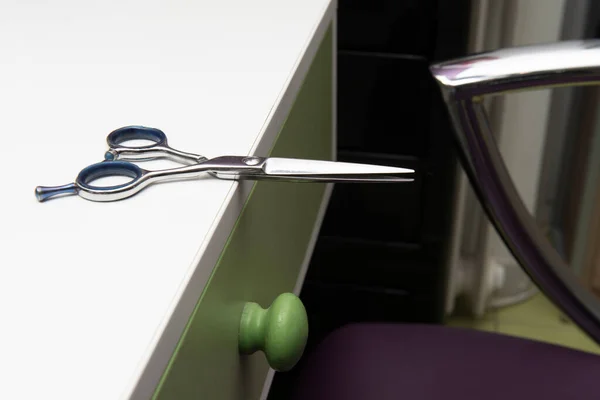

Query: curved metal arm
[{"left": 430, "top": 40, "right": 600, "bottom": 344}]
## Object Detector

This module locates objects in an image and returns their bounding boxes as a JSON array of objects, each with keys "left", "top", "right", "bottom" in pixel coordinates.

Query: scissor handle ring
[
  {"left": 76, "top": 161, "right": 144, "bottom": 192},
  {"left": 107, "top": 126, "right": 168, "bottom": 149}
]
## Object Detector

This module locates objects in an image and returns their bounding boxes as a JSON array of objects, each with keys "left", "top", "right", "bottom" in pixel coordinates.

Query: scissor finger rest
[
  {"left": 105, "top": 125, "right": 207, "bottom": 164},
  {"left": 76, "top": 161, "right": 145, "bottom": 190},
  {"left": 105, "top": 126, "right": 169, "bottom": 161},
  {"left": 35, "top": 161, "right": 149, "bottom": 202},
  {"left": 106, "top": 125, "right": 168, "bottom": 149},
  {"left": 74, "top": 161, "right": 153, "bottom": 202}
]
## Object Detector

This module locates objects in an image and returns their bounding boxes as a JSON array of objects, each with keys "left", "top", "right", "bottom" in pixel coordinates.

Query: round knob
[{"left": 238, "top": 292, "right": 308, "bottom": 371}]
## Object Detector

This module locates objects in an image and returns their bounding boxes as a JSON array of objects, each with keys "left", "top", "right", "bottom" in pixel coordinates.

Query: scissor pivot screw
[{"left": 242, "top": 156, "right": 261, "bottom": 166}]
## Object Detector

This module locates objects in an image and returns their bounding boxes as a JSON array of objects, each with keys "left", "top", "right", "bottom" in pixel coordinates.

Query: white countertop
[{"left": 0, "top": 1, "right": 333, "bottom": 398}]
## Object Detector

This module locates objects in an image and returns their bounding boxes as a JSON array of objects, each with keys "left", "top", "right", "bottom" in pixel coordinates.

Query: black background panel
[
  {"left": 307, "top": 237, "right": 434, "bottom": 290},
  {"left": 338, "top": 0, "right": 437, "bottom": 57},
  {"left": 337, "top": 52, "right": 432, "bottom": 157}
]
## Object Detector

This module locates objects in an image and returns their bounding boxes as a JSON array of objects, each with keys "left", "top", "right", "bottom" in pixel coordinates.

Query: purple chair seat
[{"left": 290, "top": 323, "right": 600, "bottom": 400}]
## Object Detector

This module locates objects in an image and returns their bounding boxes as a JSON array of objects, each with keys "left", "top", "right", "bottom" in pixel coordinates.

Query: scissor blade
[{"left": 261, "top": 157, "right": 414, "bottom": 183}]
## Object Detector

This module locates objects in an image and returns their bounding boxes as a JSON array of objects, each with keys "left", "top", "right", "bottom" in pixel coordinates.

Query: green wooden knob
[{"left": 238, "top": 292, "right": 308, "bottom": 372}]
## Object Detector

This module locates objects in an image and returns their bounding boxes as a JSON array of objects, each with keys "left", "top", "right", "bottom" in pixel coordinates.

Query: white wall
[{"left": 487, "top": 0, "right": 566, "bottom": 266}]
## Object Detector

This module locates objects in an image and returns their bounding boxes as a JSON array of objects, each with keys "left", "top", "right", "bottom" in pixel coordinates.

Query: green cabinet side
[{"left": 152, "top": 24, "right": 333, "bottom": 400}]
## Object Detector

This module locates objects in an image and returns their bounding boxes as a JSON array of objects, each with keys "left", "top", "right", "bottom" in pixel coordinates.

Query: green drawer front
[{"left": 153, "top": 24, "right": 333, "bottom": 400}]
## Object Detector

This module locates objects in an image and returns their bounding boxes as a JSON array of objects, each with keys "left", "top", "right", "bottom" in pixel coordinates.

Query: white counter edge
[
  {"left": 259, "top": 6, "right": 338, "bottom": 398},
  {"left": 124, "top": 2, "right": 336, "bottom": 398}
]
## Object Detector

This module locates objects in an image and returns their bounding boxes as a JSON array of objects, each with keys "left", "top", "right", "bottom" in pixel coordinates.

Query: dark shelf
[
  {"left": 307, "top": 235, "right": 438, "bottom": 290},
  {"left": 337, "top": 52, "right": 434, "bottom": 157},
  {"left": 320, "top": 153, "right": 423, "bottom": 243},
  {"left": 337, "top": 149, "right": 419, "bottom": 163},
  {"left": 317, "top": 235, "right": 422, "bottom": 251},
  {"left": 337, "top": 0, "right": 438, "bottom": 58},
  {"left": 338, "top": 49, "right": 427, "bottom": 62}
]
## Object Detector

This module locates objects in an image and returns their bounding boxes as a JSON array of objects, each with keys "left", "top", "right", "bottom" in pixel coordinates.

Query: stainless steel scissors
[{"left": 35, "top": 126, "right": 414, "bottom": 202}]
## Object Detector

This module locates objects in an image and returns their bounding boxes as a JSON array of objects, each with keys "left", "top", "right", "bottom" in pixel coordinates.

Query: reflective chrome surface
[
  {"left": 430, "top": 40, "right": 600, "bottom": 343},
  {"left": 432, "top": 40, "right": 600, "bottom": 94},
  {"left": 36, "top": 126, "right": 414, "bottom": 202}
]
